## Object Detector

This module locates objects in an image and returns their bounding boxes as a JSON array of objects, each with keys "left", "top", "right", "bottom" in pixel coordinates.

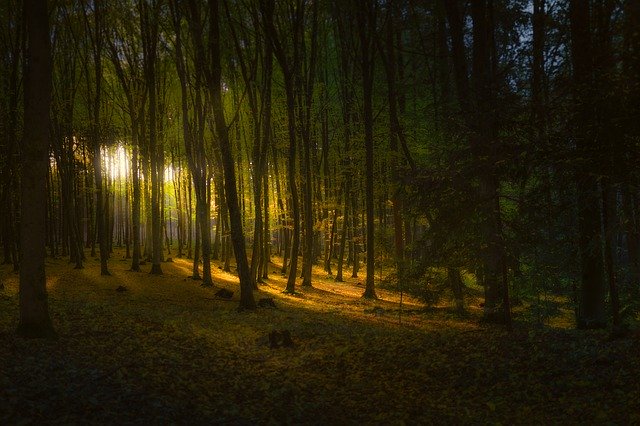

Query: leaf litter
[{"left": 0, "top": 251, "right": 638, "bottom": 424}]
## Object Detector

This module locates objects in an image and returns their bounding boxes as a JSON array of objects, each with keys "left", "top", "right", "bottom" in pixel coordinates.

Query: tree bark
[
  {"left": 261, "top": 0, "right": 302, "bottom": 294},
  {"left": 17, "top": 0, "right": 55, "bottom": 338},
  {"left": 357, "top": 0, "right": 377, "bottom": 299},
  {"left": 89, "top": 0, "right": 110, "bottom": 276},
  {"left": 209, "top": 0, "right": 255, "bottom": 309},
  {"left": 141, "top": 0, "right": 163, "bottom": 276},
  {"left": 569, "top": 0, "right": 606, "bottom": 329}
]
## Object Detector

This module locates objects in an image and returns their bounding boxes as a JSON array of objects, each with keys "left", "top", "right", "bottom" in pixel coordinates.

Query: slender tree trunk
[
  {"left": 263, "top": 171, "right": 271, "bottom": 280},
  {"left": 142, "top": 0, "right": 163, "bottom": 275},
  {"left": 448, "top": 267, "right": 464, "bottom": 314},
  {"left": 335, "top": 199, "right": 348, "bottom": 282},
  {"left": 209, "top": 0, "right": 255, "bottom": 309},
  {"left": 351, "top": 194, "right": 360, "bottom": 278},
  {"left": 91, "top": 0, "right": 110, "bottom": 276},
  {"left": 381, "top": 2, "right": 405, "bottom": 277},
  {"left": 300, "top": 2, "right": 319, "bottom": 287},
  {"left": 192, "top": 213, "right": 202, "bottom": 279},
  {"left": 130, "top": 134, "right": 142, "bottom": 271},
  {"left": 261, "top": 0, "right": 302, "bottom": 294},
  {"left": 355, "top": 0, "right": 377, "bottom": 300}
]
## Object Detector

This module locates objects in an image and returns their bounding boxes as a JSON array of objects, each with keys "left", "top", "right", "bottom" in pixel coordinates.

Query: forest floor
[{"left": 0, "top": 250, "right": 639, "bottom": 424}]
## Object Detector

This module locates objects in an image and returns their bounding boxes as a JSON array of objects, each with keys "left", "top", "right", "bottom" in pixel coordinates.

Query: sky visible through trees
[{"left": 1, "top": 0, "right": 640, "bottom": 422}]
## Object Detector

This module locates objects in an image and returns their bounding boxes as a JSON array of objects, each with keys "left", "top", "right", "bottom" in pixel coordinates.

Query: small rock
[
  {"left": 257, "top": 297, "right": 277, "bottom": 308},
  {"left": 269, "top": 329, "right": 294, "bottom": 349},
  {"left": 215, "top": 288, "right": 234, "bottom": 299},
  {"left": 116, "top": 285, "right": 128, "bottom": 292}
]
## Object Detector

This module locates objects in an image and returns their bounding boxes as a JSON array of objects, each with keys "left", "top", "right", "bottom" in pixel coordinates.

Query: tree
[
  {"left": 106, "top": 0, "right": 146, "bottom": 272},
  {"left": 223, "top": 0, "right": 273, "bottom": 286},
  {"left": 208, "top": 0, "right": 255, "bottom": 310},
  {"left": 443, "top": 0, "right": 510, "bottom": 324},
  {"left": 356, "top": 0, "right": 377, "bottom": 300},
  {"left": 569, "top": 0, "right": 606, "bottom": 329},
  {"left": 17, "top": 0, "right": 55, "bottom": 338},
  {"left": 1, "top": 0, "right": 22, "bottom": 273},
  {"left": 331, "top": 0, "right": 356, "bottom": 284},
  {"left": 81, "top": 0, "right": 110, "bottom": 276},
  {"left": 141, "top": 0, "right": 163, "bottom": 275},
  {"left": 182, "top": 0, "right": 215, "bottom": 286},
  {"left": 298, "top": 0, "right": 319, "bottom": 288},
  {"left": 51, "top": 1, "right": 85, "bottom": 270},
  {"left": 261, "top": 0, "right": 303, "bottom": 294}
]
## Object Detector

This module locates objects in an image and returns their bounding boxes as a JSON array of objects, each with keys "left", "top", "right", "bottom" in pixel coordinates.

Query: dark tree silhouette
[{"left": 17, "top": 0, "right": 55, "bottom": 338}]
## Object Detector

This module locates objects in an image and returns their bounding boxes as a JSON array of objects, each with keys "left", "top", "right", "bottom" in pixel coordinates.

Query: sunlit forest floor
[{"left": 1, "top": 250, "right": 639, "bottom": 424}]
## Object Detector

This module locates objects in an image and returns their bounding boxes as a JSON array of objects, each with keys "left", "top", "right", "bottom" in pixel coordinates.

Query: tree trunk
[
  {"left": 91, "top": 0, "right": 110, "bottom": 277},
  {"left": 335, "top": 199, "right": 348, "bottom": 282},
  {"left": 448, "top": 267, "right": 465, "bottom": 314},
  {"left": 569, "top": 0, "right": 606, "bottom": 329},
  {"left": 381, "top": 2, "right": 405, "bottom": 277},
  {"left": 357, "top": 0, "right": 377, "bottom": 299},
  {"left": 142, "top": 0, "right": 163, "bottom": 276},
  {"left": 17, "top": 0, "right": 55, "bottom": 338},
  {"left": 130, "top": 134, "right": 142, "bottom": 271},
  {"left": 209, "top": 0, "right": 255, "bottom": 309},
  {"left": 261, "top": 0, "right": 302, "bottom": 294}
]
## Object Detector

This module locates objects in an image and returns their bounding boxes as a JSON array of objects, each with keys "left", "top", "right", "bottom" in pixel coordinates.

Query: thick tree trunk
[
  {"left": 622, "top": 189, "right": 640, "bottom": 297},
  {"left": 444, "top": 0, "right": 509, "bottom": 323},
  {"left": 570, "top": 0, "right": 606, "bottom": 329},
  {"left": 17, "top": 0, "right": 55, "bottom": 338},
  {"left": 2, "top": 25, "right": 20, "bottom": 271},
  {"left": 472, "top": 0, "right": 509, "bottom": 324}
]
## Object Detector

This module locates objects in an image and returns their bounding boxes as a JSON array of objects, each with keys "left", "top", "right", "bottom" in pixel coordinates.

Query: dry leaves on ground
[{"left": 0, "top": 252, "right": 638, "bottom": 424}]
